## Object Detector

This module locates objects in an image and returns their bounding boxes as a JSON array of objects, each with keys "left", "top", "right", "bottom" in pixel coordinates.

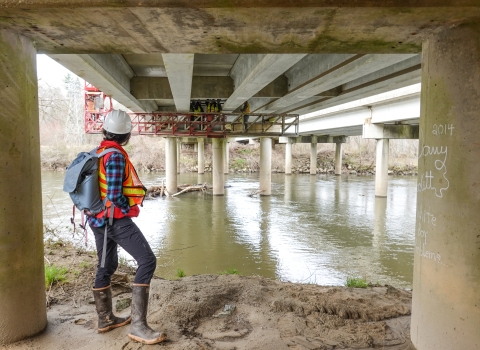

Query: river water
[{"left": 41, "top": 171, "right": 416, "bottom": 289}]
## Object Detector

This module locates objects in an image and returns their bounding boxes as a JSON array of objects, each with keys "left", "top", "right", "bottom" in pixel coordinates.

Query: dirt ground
[{"left": 4, "top": 243, "right": 415, "bottom": 350}]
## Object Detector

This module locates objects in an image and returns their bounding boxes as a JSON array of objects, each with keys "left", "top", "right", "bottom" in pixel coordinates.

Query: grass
[
  {"left": 219, "top": 268, "right": 239, "bottom": 275},
  {"left": 79, "top": 261, "right": 92, "bottom": 269},
  {"left": 45, "top": 265, "right": 68, "bottom": 289},
  {"left": 176, "top": 268, "right": 186, "bottom": 278},
  {"left": 345, "top": 276, "right": 369, "bottom": 288}
]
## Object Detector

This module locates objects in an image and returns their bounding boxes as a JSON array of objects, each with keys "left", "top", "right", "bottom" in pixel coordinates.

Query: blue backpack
[
  {"left": 64, "top": 147, "right": 121, "bottom": 267},
  {"left": 63, "top": 147, "right": 120, "bottom": 215}
]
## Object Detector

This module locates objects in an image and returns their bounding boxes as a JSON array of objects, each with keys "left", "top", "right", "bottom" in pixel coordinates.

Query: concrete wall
[
  {"left": 411, "top": 22, "right": 480, "bottom": 350},
  {"left": 0, "top": 29, "right": 47, "bottom": 344}
]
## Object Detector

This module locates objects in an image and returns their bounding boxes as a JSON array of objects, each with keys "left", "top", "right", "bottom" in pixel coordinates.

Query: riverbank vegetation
[{"left": 41, "top": 134, "right": 418, "bottom": 176}]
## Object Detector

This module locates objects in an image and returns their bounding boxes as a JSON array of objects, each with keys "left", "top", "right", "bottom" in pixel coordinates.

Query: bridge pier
[
  {"left": 364, "top": 121, "right": 419, "bottom": 198},
  {"left": 0, "top": 29, "right": 47, "bottom": 344},
  {"left": 285, "top": 139, "right": 293, "bottom": 175},
  {"left": 335, "top": 142, "right": 343, "bottom": 176},
  {"left": 411, "top": 23, "right": 480, "bottom": 350},
  {"left": 212, "top": 138, "right": 225, "bottom": 196},
  {"left": 224, "top": 140, "right": 229, "bottom": 174},
  {"left": 176, "top": 138, "right": 181, "bottom": 174},
  {"left": 165, "top": 137, "right": 178, "bottom": 194},
  {"left": 374, "top": 139, "right": 389, "bottom": 197},
  {"left": 197, "top": 138, "right": 204, "bottom": 174},
  {"left": 310, "top": 136, "right": 317, "bottom": 175},
  {"left": 260, "top": 137, "right": 272, "bottom": 196}
]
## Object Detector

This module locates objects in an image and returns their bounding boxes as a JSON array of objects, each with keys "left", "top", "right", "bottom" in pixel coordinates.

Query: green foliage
[
  {"left": 119, "top": 256, "right": 129, "bottom": 267},
  {"left": 219, "top": 268, "right": 239, "bottom": 275},
  {"left": 239, "top": 148, "right": 254, "bottom": 155},
  {"left": 79, "top": 261, "right": 91, "bottom": 269},
  {"left": 345, "top": 276, "right": 368, "bottom": 288},
  {"left": 45, "top": 265, "right": 68, "bottom": 289},
  {"left": 176, "top": 268, "right": 186, "bottom": 278},
  {"left": 232, "top": 158, "right": 247, "bottom": 169}
]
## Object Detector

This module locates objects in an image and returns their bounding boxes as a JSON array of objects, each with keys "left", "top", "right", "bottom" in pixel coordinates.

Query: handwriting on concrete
[
  {"left": 415, "top": 124, "right": 454, "bottom": 265},
  {"left": 417, "top": 125, "right": 453, "bottom": 198},
  {"left": 415, "top": 205, "right": 443, "bottom": 264}
]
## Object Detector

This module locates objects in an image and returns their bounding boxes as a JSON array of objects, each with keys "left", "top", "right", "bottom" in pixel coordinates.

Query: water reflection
[{"left": 41, "top": 172, "right": 416, "bottom": 288}]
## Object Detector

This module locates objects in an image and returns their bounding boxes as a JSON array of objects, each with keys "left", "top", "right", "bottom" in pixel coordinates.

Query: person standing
[{"left": 88, "top": 110, "right": 167, "bottom": 345}]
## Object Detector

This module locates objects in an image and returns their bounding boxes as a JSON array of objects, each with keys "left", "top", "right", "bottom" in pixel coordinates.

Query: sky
[{"left": 36, "top": 54, "right": 83, "bottom": 88}]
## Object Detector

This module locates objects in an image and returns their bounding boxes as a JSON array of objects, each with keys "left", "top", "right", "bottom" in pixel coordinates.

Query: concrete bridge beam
[
  {"left": 411, "top": 22, "right": 480, "bottom": 350},
  {"left": 257, "top": 54, "right": 416, "bottom": 113},
  {"left": 49, "top": 54, "right": 156, "bottom": 112},
  {"left": 0, "top": 29, "right": 47, "bottom": 344},
  {"left": 162, "top": 54, "right": 194, "bottom": 112},
  {"left": 260, "top": 138, "right": 272, "bottom": 196},
  {"left": 223, "top": 54, "right": 306, "bottom": 112},
  {"left": 287, "top": 55, "right": 421, "bottom": 115},
  {"left": 165, "top": 137, "right": 178, "bottom": 194},
  {"left": 363, "top": 121, "right": 419, "bottom": 139}
]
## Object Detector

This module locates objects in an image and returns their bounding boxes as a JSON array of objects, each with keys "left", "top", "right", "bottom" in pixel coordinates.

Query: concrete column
[
  {"left": 335, "top": 142, "right": 343, "bottom": 176},
  {"left": 260, "top": 137, "right": 272, "bottom": 196},
  {"left": 176, "top": 139, "right": 181, "bottom": 174},
  {"left": 197, "top": 139, "right": 204, "bottom": 174},
  {"left": 310, "top": 136, "right": 317, "bottom": 175},
  {"left": 212, "top": 138, "right": 225, "bottom": 196},
  {"left": 285, "top": 140, "right": 292, "bottom": 175},
  {"left": 374, "top": 139, "right": 389, "bottom": 197},
  {"left": 224, "top": 140, "right": 229, "bottom": 174},
  {"left": 411, "top": 23, "right": 480, "bottom": 350},
  {"left": 165, "top": 137, "right": 177, "bottom": 194},
  {"left": 0, "top": 29, "right": 47, "bottom": 344}
]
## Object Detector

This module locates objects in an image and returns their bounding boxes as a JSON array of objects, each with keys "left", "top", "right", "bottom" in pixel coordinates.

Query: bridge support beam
[
  {"left": 224, "top": 140, "right": 229, "bottom": 174},
  {"left": 197, "top": 139, "right": 204, "bottom": 174},
  {"left": 165, "top": 137, "right": 178, "bottom": 194},
  {"left": 176, "top": 139, "right": 181, "bottom": 174},
  {"left": 260, "top": 138, "right": 272, "bottom": 196},
  {"left": 285, "top": 139, "right": 293, "bottom": 175},
  {"left": 310, "top": 136, "right": 317, "bottom": 175},
  {"left": 335, "top": 142, "right": 343, "bottom": 176},
  {"left": 374, "top": 139, "right": 389, "bottom": 197},
  {"left": 212, "top": 138, "right": 225, "bottom": 196},
  {"left": 0, "top": 29, "right": 47, "bottom": 344},
  {"left": 411, "top": 23, "right": 480, "bottom": 350}
]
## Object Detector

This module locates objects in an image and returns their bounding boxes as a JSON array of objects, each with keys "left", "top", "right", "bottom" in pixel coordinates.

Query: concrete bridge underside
[{"left": 0, "top": 2, "right": 479, "bottom": 349}]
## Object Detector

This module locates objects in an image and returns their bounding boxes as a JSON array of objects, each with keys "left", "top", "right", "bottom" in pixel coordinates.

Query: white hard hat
[{"left": 103, "top": 110, "right": 132, "bottom": 134}]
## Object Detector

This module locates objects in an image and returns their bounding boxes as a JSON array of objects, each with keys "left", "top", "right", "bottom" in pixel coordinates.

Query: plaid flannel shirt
[{"left": 87, "top": 152, "right": 131, "bottom": 227}]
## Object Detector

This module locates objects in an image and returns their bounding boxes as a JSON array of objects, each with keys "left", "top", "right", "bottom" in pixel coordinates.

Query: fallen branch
[
  {"left": 172, "top": 183, "right": 209, "bottom": 197},
  {"left": 146, "top": 183, "right": 211, "bottom": 198},
  {"left": 248, "top": 189, "right": 265, "bottom": 197}
]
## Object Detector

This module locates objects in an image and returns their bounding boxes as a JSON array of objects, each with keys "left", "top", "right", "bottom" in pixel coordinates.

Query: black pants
[{"left": 89, "top": 217, "right": 157, "bottom": 288}]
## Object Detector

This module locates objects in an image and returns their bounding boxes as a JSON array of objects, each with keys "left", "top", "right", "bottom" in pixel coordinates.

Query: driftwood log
[{"left": 145, "top": 183, "right": 212, "bottom": 198}]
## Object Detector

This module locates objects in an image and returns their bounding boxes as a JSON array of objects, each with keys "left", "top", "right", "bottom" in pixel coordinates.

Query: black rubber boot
[
  {"left": 128, "top": 284, "right": 167, "bottom": 345},
  {"left": 92, "top": 285, "right": 131, "bottom": 333}
]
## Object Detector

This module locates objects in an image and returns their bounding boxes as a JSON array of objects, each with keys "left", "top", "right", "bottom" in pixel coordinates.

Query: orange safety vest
[{"left": 95, "top": 142, "right": 146, "bottom": 219}]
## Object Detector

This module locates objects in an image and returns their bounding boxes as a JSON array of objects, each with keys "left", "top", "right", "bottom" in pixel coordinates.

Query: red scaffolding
[{"left": 84, "top": 84, "right": 299, "bottom": 137}]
